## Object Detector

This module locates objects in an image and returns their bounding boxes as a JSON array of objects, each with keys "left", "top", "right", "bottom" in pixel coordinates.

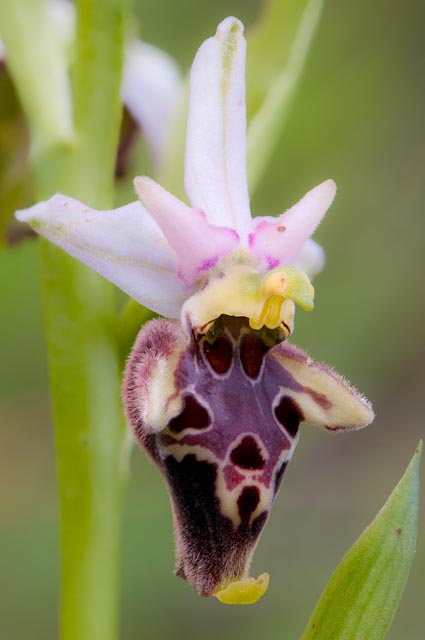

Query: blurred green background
[{"left": 0, "top": 0, "right": 424, "bottom": 638}]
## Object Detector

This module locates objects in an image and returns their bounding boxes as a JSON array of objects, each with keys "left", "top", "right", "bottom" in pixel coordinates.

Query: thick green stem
[
  {"left": 1, "top": 1, "right": 127, "bottom": 639},
  {"left": 41, "top": 0, "right": 126, "bottom": 635},
  {"left": 40, "top": 244, "right": 125, "bottom": 640}
]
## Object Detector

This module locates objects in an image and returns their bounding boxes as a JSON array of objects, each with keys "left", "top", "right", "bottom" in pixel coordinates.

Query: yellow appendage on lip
[
  {"left": 249, "top": 266, "right": 314, "bottom": 330},
  {"left": 182, "top": 263, "right": 314, "bottom": 333},
  {"left": 214, "top": 572, "right": 270, "bottom": 605}
]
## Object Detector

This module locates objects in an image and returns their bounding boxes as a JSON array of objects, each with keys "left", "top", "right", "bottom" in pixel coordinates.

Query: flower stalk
[{"left": 1, "top": 0, "right": 127, "bottom": 639}]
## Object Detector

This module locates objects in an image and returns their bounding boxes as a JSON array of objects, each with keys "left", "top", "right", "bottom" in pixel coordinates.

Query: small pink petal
[
  {"left": 16, "top": 195, "right": 188, "bottom": 318},
  {"left": 135, "top": 176, "right": 239, "bottom": 285},
  {"left": 249, "top": 180, "right": 336, "bottom": 269},
  {"left": 185, "top": 17, "right": 251, "bottom": 238}
]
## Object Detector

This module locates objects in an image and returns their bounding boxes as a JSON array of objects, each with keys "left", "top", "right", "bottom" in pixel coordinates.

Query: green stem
[
  {"left": 1, "top": 1, "right": 127, "bottom": 639},
  {"left": 40, "top": 244, "right": 125, "bottom": 640}
]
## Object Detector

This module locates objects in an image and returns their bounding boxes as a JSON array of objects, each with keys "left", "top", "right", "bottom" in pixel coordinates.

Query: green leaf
[
  {"left": 301, "top": 441, "right": 422, "bottom": 640},
  {"left": 246, "top": 0, "right": 324, "bottom": 195}
]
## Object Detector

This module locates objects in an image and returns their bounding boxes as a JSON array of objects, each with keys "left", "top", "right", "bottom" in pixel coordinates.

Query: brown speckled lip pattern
[{"left": 123, "top": 315, "right": 311, "bottom": 596}]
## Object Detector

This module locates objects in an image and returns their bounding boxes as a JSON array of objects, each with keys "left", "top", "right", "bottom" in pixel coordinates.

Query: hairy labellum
[{"left": 124, "top": 315, "right": 373, "bottom": 597}]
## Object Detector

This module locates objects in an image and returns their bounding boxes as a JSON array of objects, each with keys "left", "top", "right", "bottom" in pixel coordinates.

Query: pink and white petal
[
  {"left": 293, "top": 239, "right": 325, "bottom": 279},
  {"left": 249, "top": 180, "right": 336, "bottom": 269},
  {"left": 122, "top": 39, "right": 182, "bottom": 166},
  {"left": 16, "top": 195, "right": 188, "bottom": 318},
  {"left": 135, "top": 176, "right": 239, "bottom": 285},
  {"left": 185, "top": 17, "right": 251, "bottom": 238},
  {"left": 269, "top": 342, "right": 374, "bottom": 431}
]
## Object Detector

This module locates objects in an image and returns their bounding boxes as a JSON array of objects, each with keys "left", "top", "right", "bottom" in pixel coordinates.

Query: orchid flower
[{"left": 16, "top": 17, "right": 374, "bottom": 604}]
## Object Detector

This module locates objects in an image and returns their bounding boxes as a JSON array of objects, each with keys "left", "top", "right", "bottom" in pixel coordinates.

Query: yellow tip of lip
[{"left": 213, "top": 573, "right": 270, "bottom": 605}]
